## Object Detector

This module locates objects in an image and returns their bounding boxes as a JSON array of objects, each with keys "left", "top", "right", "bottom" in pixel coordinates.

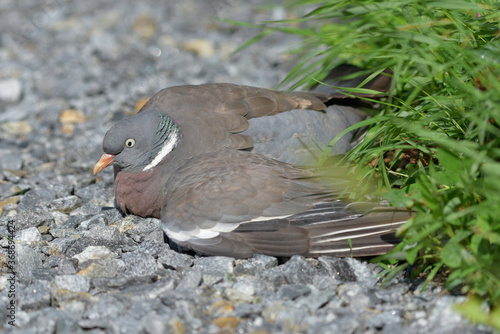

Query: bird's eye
[{"left": 125, "top": 138, "right": 136, "bottom": 148}]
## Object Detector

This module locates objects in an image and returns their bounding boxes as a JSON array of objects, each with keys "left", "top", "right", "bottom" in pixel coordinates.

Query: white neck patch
[{"left": 142, "top": 131, "right": 179, "bottom": 171}]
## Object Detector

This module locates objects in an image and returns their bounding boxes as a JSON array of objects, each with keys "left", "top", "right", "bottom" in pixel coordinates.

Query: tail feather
[
  {"left": 226, "top": 203, "right": 411, "bottom": 258},
  {"left": 304, "top": 209, "right": 409, "bottom": 257}
]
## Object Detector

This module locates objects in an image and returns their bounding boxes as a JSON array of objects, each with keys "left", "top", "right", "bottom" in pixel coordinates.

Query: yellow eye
[{"left": 125, "top": 138, "right": 136, "bottom": 148}]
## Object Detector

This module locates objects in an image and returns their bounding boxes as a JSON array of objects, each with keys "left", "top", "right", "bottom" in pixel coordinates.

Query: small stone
[
  {"left": 234, "top": 254, "right": 278, "bottom": 276},
  {"left": 318, "top": 257, "right": 357, "bottom": 282},
  {"left": 181, "top": 39, "right": 215, "bottom": 58},
  {"left": 264, "top": 303, "right": 307, "bottom": 332},
  {"left": 133, "top": 13, "right": 157, "bottom": 41},
  {"left": 59, "top": 109, "right": 87, "bottom": 134},
  {"left": 144, "top": 229, "right": 165, "bottom": 243},
  {"left": 76, "top": 214, "right": 107, "bottom": 231},
  {"left": 51, "top": 211, "right": 69, "bottom": 228},
  {"left": 0, "top": 151, "right": 23, "bottom": 171},
  {"left": 194, "top": 256, "right": 234, "bottom": 277},
  {"left": 0, "top": 234, "right": 11, "bottom": 249},
  {"left": 281, "top": 256, "right": 315, "bottom": 285},
  {"left": 51, "top": 289, "right": 92, "bottom": 310},
  {"left": 0, "top": 251, "right": 8, "bottom": 268},
  {"left": 176, "top": 267, "right": 202, "bottom": 290},
  {"left": 276, "top": 284, "right": 311, "bottom": 300},
  {"left": 61, "top": 215, "right": 91, "bottom": 229},
  {"left": 49, "top": 196, "right": 83, "bottom": 214},
  {"left": 83, "top": 295, "right": 124, "bottom": 320},
  {"left": 0, "top": 275, "right": 7, "bottom": 290},
  {"left": 256, "top": 267, "right": 287, "bottom": 290},
  {"left": 158, "top": 248, "right": 194, "bottom": 270},
  {"left": 374, "top": 283, "right": 409, "bottom": 303},
  {"left": 233, "top": 303, "right": 264, "bottom": 318},
  {"left": 2, "top": 170, "right": 21, "bottom": 182},
  {"left": 58, "top": 257, "right": 77, "bottom": 275},
  {"left": 166, "top": 318, "right": 185, "bottom": 334},
  {"left": 15, "top": 227, "right": 42, "bottom": 244},
  {"left": 136, "top": 239, "right": 166, "bottom": 258},
  {"left": 224, "top": 288, "right": 255, "bottom": 304},
  {"left": 108, "top": 316, "right": 144, "bottom": 334},
  {"left": 89, "top": 31, "right": 120, "bottom": 61},
  {"left": 19, "top": 281, "right": 51, "bottom": 311},
  {"left": 8, "top": 184, "right": 31, "bottom": 197},
  {"left": 294, "top": 287, "right": 336, "bottom": 313},
  {"left": 0, "top": 196, "right": 20, "bottom": 217},
  {"left": 16, "top": 207, "right": 55, "bottom": 229},
  {"left": 49, "top": 228, "right": 79, "bottom": 239},
  {"left": 209, "top": 300, "right": 235, "bottom": 317},
  {"left": 0, "top": 78, "right": 22, "bottom": 102},
  {"left": 122, "top": 250, "right": 158, "bottom": 276},
  {"left": 212, "top": 317, "right": 242, "bottom": 332},
  {"left": 59, "top": 109, "right": 87, "bottom": 123},
  {"left": 37, "top": 225, "right": 50, "bottom": 234},
  {"left": 73, "top": 245, "right": 116, "bottom": 263},
  {"left": 337, "top": 283, "right": 377, "bottom": 309},
  {"left": 232, "top": 280, "right": 256, "bottom": 296},
  {"left": 159, "top": 35, "right": 176, "bottom": 47},
  {"left": 77, "top": 259, "right": 125, "bottom": 278},
  {"left": 139, "top": 315, "right": 165, "bottom": 334},
  {"left": 113, "top": 218, "right": 137, "bottom": 234},
  {"left": 90, "top": 274, "right": 156, "bottom": 292},
  {"left": 70, "top": 201, "right": 102, "bottom": 217},
  {"left": 55, "top": 274, "right": 90, "bottom": 292},
  {"left": 28, "top": 307, "right": 75, "bottom": 334},
  {"left": 1, "top": 121, "right": 32, "bottom": 136},
  {"left": 84, "top": 225, "right": 123, "bottom": 245},
  {"left": 126, "top": 216, "right": 162, "bottom": 235}
]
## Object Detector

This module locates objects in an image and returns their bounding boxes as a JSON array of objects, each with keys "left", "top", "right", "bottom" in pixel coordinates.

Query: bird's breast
[{"left": 114, "top": 167, "right": 164, "bottom": 219}]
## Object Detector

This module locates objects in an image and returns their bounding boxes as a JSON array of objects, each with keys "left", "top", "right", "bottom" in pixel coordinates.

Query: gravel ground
[{"left": 0, "top": 1, "right": 493, "bottom": 333}]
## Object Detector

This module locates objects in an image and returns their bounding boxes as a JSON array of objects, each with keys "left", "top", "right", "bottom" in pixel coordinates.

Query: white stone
[
  {"left": 54, "top": 275, "right": 90, "bottom": 292},
  {"left": 0, "top": 276, "right": 6, "bottom": 291},
  {"left": 72, "top": 245, "right": 116, "bottom": 263},
  {"left": 0, "top": 78, "right": 22, "bottom": 103},
  {"left": 15, "top": 227, "right": 42, "bottom": 244}
]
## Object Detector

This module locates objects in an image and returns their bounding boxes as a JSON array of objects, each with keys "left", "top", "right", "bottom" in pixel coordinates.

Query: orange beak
[{"left": 93, "top": 153, "right": 115, "bottom": 175}]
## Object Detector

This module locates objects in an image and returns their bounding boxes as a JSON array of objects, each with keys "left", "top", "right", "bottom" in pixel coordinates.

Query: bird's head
[{"left": 93, "top": 110, "right": 181, "bottom": 175}]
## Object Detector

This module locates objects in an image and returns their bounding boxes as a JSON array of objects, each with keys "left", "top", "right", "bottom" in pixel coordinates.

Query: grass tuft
[{"left": 231, "top": 0, "right": 500, "bottom": 328}]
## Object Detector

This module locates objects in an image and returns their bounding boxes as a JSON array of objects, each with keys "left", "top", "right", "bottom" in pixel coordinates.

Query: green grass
[{"left": 229, "top": 0, "right": 500, "bottom": 329}]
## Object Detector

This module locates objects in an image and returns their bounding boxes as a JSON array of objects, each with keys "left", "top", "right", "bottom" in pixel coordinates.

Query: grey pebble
[
  {"left": 194, "top": 256, "right": 235, "bottom": 277},
  {"left": 281, "top": 255, "right": 316, "bottom": 285},
  {"left": 136, "top": 239, "right": 167, "bottom": 258},
  {"left": 15, "top": 208, "right": 55, "bottom": 229},
  {"left": 54, "top": 275, "right": 90, "bottom": 293},
  {"left": 16, "top": 244, "right": 42, "bottom": 283},
  {"left": 122, "top": 250, "right": 158, "bottom": 276},
  {"left": 319, "top": 256, "right": 358, "bottom": 282},
  {"left": 49, "top": 228, "right": 79, "bottom": 239},
  {"left": 58, "top": 257, "right": 78, "bottom": 275},
  {"left": 0, "top": 151, "right": 23, "bottom": 171},
  {"left": 49, "top": 196, "right": 83, "bottom": 214},
  {"left": 374, "top": 282, "right": 410, "bottom": 303},
  {"left": 0, "top": 78, "right": 22, "bottom": 103},
  {"left": 234, "top": 254, "right": 278, "bottom": 276},
  {"left": 49, "top": 237, "right": 76, "bottom": 255},
  {"left": 15, "top": 227, "right": 42, "bottom": 244},
  {"left": 18, "top": 281, "right": 51, "bottom": 311},
  {"left": 176, "top": 267, "right": 203, "bottom": 290},
  {"left": 276, "top": 284, "right": 311, "bottom": 300},
  {"left": 90, "top": 274, "right": 156, "bottom": 291}
]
